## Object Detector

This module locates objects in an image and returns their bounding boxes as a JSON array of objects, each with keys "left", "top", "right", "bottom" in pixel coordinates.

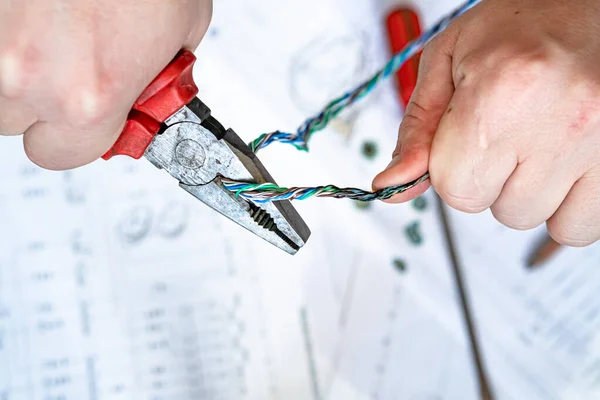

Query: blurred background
[{"left": 3, "top": 0, "right": 600, "bottom": 399}]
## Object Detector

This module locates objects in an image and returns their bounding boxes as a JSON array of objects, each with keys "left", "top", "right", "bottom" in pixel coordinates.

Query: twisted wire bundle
[
  {"left": 222, "top": 173, "right": 430, "bottom": 203},
  {"left": 226, "top": 0, "right": 480, "bottom": 202}
]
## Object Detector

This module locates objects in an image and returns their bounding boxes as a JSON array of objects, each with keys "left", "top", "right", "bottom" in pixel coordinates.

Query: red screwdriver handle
[
  {"left": 102, "top": 49, "right": 199, "bottom": 160},
  {"left": 386, "top": 8, "right": 422, "bottom": 109}
]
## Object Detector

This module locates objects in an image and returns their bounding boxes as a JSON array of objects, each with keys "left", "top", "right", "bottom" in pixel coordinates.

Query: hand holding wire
[{"left": 223, "top": 0, "right": 481, "bottom": 202}]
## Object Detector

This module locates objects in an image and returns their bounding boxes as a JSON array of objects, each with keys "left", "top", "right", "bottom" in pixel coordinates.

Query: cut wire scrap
[{"left": 226, "top": 0, "right": 481, "bottom": 202}]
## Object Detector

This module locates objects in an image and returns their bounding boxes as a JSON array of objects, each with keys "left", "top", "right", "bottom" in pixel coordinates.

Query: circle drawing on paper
[
  {"left": 117, "top": 206, "right": 153, "bottom": 244},
  {"left": 289, "top": 31, "right": 370, "bottom": 138},
  {"left": 157, "top": 201, "right": 190, "bottom": 238}
]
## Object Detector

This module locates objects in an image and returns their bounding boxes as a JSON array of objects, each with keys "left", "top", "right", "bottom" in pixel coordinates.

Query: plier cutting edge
[{"left": 103, "top": 50, "right": 311, "bottom": 254}]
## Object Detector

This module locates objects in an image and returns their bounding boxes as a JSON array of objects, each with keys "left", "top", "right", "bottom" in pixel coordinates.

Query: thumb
[{"left": 372, "top": 27, "right": 459, "bottom": 203}]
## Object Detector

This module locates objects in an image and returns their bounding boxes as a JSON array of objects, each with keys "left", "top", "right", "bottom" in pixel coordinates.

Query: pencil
[
  {"left": 436, "top": 196, "right": 496, "bottom": 400},
  {"left": 526, "top": 234, "right": 562, "bottom": 268}
]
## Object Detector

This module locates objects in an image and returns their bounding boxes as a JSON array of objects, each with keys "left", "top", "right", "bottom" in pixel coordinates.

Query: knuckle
[
  {"left": 430, "top": 162, "right": 490, "bottom": 213},
  {"left": 0, "top": 45, "right": 41, "bottom": 99},
  {"left": 24, "top": 131, "right": 85, "bottom": 171},
  {"left": 500, "top": 53, "right": 551, "bottom": 79},
  {"left": 487, "top": 52, "right": 552, "bottom": 96},
  {"left": 424, "top": 25, "right": 456, "bottom": 58},
  {"left": 432, "top": 178, "right": 488, "bottom": 213},
  {"left": 0, "top": 116, "right": 29, "bottom": 136},
  {"left": 458, "top": 49, "right": 552, "bottom": 91},
  {"left": 61, "top": 82, "right": 115, "bottom": 129},
  {"left": 454, "top": 55, "right": 478, "bottom": 86},
  {"left": 547, "top": 221, "right": 597, "bottom": 247},
  {"left": 401, "top": 102, "right": 429, "bottom": 129},
  {"left": 439, "top": 190, "right": 488, "bottom": 213},
  {"left": 24, "top": 141, "right": 80, "bottom": 171},
  {"left": 0, "top": 98, "right": 37, "bottom": 135},
  {"left": 23, "top": 140, "right": 59, "bottom": 171},
  {"left": 490, "top": 207, "right": 540, "bottom": 230},
  {"left": 0, "top": 51, "right": 25, "bottom": 98}
]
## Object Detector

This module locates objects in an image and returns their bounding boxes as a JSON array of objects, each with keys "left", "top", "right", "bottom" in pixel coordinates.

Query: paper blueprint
[{"left": 3, "top": 0, "right": 600, "bottom": 399}]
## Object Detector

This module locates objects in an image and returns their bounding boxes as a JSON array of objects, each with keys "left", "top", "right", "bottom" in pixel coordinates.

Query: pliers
[{"left": 102, "top": 50, "right": 310, "bottom": 254}]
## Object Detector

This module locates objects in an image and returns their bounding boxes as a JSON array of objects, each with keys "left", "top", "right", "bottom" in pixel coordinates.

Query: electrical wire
[
  {"left": 221, "top": 173, "right": 429, "bottom": 203},
  {"left": 227, "top": 0, "right": 481, "bottom": 202}
]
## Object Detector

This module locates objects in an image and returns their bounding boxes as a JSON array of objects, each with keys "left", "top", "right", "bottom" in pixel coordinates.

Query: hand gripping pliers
[{"left": 103, "top": 50, "right": 310, "bottom": 254}]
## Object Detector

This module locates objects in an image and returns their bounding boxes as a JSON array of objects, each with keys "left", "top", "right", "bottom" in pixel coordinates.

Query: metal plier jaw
[{"left": 102, "top": 50, "right": 310, "bottom": 254}]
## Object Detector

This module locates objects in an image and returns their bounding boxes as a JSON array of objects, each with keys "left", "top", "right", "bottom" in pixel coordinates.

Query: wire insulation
[
  {"left": 221, "top": 173, "right": 430, "bottom": 203},
  {"left": 228, "top": 0, "right": 480, "bottom": 201}
]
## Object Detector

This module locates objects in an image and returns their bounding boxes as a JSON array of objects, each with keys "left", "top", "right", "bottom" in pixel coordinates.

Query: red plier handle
[{"left": 102, "top": 49, "right": 199, "bottom": 160}]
